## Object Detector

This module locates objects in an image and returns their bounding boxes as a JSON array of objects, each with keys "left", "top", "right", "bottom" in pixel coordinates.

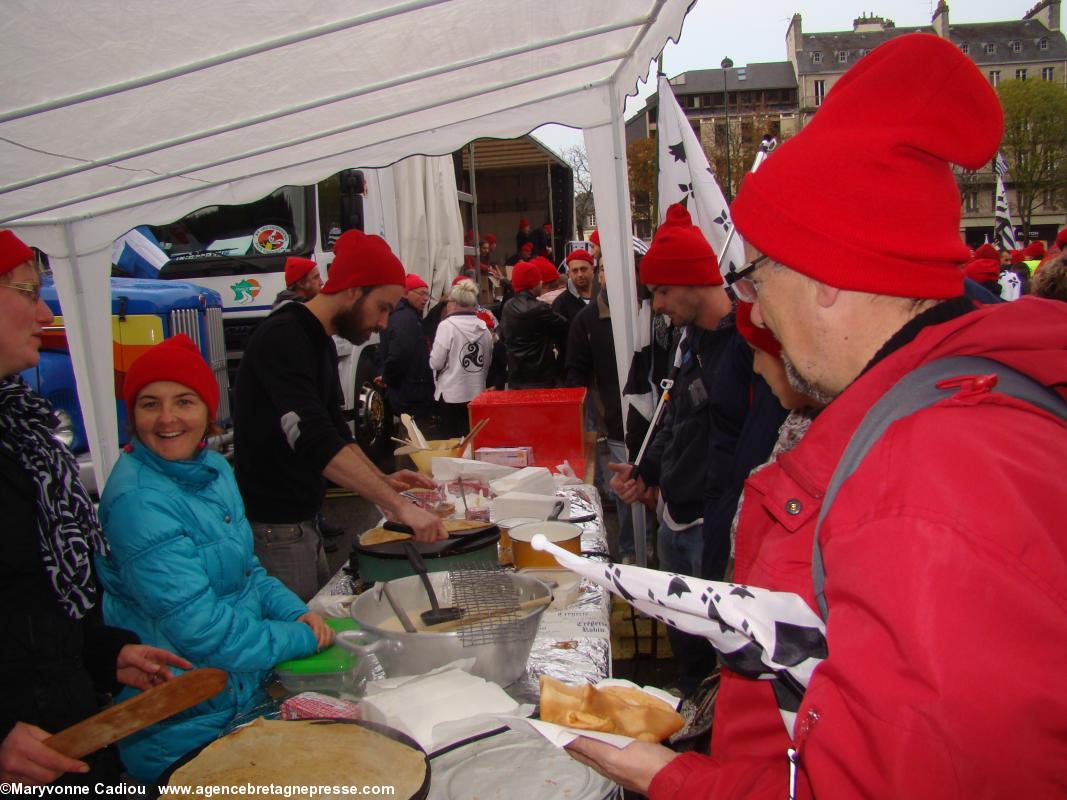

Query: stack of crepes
[{"left": 538, "top": 676, "right": 684, "bottom": 742}]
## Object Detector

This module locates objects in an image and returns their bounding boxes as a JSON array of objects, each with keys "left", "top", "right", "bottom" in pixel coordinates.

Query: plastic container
[
  {"left": 274, "top": 618, "right": 369, "bottom": 697},
  {"left": 468, "top": 388, "right": 586, "bottom": 470},
  {"left": 517, "top": 567, "right": 581, "bottom": 609},
  {"left": 408, "top": 438, "right": 464, "bottom": 475},
  {"left": 494, "top": 516, "right": 539, "bottom": 565}
]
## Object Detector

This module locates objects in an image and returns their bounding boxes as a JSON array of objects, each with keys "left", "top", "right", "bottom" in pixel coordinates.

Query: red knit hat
[
  {"left": 519, "top": 218, "right": 529, "bottom": 229},
  {"left": 1056, "top": 227, "right": 1067, "bottom": 250},
  {"left": 451, "top": 274, "right": 470, "bottom": 287},
  {"left": 566, "top": 250, "right": 593, "bottom": 266},
  {"left": 1011, "top": 250, "right": 1028, "bottom": 264},
  {"left": 732, "top": 34, "right": 1002, "bottom": 299},
  {"left": 476, "top": 309, "right": 497, "bottom": 330},
  {"left": 123, "top": 334, "right": 219, "bottom": 423},
  {"left": 0, "top": 230, "right": 35, "bottom": 276},
  {"left": 735, "top": 301, "right": 782, "bottom": 358},
  {"left": 1022, "top": 241, "right": 1046, "bottom": 261},
  {"left": 639, "top": 204, "right": 722, "bottom": 286},
  {"left": 404, "top": 273, "right": 428, "bottom": 291},
  {"left": 322, "top": 230, "right": 405, "bottom": 294},
  {"left": 533, "top": 256, "right": 559, "bottom": 283},
  {"left": 284, "top": 256, "right": 317, "bottom": 287},
  {"left": 520, "top": 242, "right": 534, "bottom": 254},
  {"left": 511, "top": 261, "right": 542, "bottom": 292},
  {"left": 485, "top": 233, "right": 497, "bottom": 245},
  {"left": 973, "top": 243, "right": 999, "bottom": 261},
  {"left": 589, "top": 230, "right": 600, "bottom": 246},
  {"left": 962, "top": 255, "right": 1000, "bottom": 284}
]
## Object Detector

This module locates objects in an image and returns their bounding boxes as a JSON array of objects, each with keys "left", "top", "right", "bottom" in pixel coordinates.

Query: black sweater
[{"left": 233, "top": 302, "right": 353, "bottom": 522}]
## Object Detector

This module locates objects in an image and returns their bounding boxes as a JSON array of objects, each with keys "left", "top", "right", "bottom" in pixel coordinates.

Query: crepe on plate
[
  {"left": 539, "top": 676, "right": 684, "bottom": 742},
  {"left": 168, "top": 718, "right": 426, "bottom": 796}
]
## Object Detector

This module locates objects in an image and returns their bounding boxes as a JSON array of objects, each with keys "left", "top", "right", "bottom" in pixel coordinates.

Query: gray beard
[{"left": 782, "top": 353, "right": 838, "bottom": 406}]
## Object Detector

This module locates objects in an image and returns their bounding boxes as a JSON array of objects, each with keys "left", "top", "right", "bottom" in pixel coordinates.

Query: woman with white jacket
[{"left": 429, "top": 278, "right": 493, "bottom": 436}]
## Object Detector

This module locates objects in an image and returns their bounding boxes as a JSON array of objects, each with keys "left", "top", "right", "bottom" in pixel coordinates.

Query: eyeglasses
[
  {"left": 0, "top": 282, "right": 42, "bottom": 303},
  {"left": 729, "top": 255, "right": 773, "bottom": 304}
]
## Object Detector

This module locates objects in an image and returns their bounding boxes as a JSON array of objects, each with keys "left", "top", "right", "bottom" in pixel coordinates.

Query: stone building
[{"left": 626, "top": 0, "right": 1067, "bottom": 244}]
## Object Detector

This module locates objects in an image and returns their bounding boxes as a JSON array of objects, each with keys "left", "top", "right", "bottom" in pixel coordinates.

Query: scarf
[{"left": 0, "top": 376, "right": 108, "bottom": 618}]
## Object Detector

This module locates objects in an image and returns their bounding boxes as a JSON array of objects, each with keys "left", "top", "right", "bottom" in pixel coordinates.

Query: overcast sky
[{"left": 533, "top": 0, "right": 1039, "bottom": 155}]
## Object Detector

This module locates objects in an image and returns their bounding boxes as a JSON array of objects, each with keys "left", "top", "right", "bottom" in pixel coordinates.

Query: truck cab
[{"left": 20, "top": 273, "right": 229, "bottom": 495}]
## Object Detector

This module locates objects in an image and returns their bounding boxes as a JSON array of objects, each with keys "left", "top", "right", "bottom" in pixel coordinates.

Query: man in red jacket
[{"left": 566, "top": 33, "right": 1067, "bottom": 798}]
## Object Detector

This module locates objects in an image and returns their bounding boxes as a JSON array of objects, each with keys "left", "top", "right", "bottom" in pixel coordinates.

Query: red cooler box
[{"left": 468, "top": 388, "right": 586, "bottom": 471}]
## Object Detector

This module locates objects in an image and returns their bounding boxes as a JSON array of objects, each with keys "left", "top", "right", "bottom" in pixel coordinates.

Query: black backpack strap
[{"left": 812, "top": 355, "right": 1067, "bottom": 620}]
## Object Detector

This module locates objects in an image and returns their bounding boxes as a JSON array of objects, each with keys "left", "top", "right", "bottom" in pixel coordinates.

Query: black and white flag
[
  {"left": 535, "top": 537, "right": 827, "bottom": 736},
  {"left": 656, "top": 75, "right": 747, "bottom": 283},
  {"left": 993, "top": 154, "right": 1019, "bottom": 252}
]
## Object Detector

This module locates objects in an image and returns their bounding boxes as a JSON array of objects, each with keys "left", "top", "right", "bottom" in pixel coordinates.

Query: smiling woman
[{"left": 94, "top": 334, "right": 332, "bottom": 782}]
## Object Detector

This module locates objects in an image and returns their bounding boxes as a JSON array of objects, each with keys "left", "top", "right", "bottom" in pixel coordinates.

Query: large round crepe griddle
[{"left": 157, "top": 718, "right": 430, "bottom": 800}]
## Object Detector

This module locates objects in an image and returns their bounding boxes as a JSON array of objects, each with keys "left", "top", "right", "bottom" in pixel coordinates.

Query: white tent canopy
[{"left": 2, "top": 0, "right": 694, "bottom": 487}]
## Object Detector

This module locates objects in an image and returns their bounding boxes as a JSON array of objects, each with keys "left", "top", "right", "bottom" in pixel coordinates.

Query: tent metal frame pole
[
  {"left": 0, "top": 17, "right": 651, "bottom": 197},
  {"left": 0, "top": 68, "right": 623, "bottom": 227}
]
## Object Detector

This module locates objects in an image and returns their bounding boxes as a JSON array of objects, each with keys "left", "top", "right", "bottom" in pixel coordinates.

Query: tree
[
  {"left": 561, "top": 144, "right": 595, "bottom": 238},
  {"left": 998, "top": 79, "right": 1067, "bottom": 238},
  {"left": 627, "top": 137, "right": 657, "bottom": 237}
]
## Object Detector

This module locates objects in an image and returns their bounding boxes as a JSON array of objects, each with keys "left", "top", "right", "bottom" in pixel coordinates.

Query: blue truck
[{"left": 20, "top": 272, "right": 229, "bottom": 494}]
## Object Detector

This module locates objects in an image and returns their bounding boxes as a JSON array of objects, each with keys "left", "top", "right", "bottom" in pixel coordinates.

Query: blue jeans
[
  {"left": 657, "top": 519, "right": 703, "bottom": 577},
  {"left": 657, "top": 518, "right": 713, "bottom": 694},
  {"left": 606, "top": 439, "right": 636, "bottom": 556}
]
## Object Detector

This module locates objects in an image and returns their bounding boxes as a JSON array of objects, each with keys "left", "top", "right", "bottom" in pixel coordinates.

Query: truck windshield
[{"left": 153, "top": 186, "right": 309, "bottom": 271}]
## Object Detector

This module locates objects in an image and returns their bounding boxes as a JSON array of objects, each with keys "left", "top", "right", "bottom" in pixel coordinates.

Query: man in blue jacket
[
  {"left": 376, "top": 273, "right": 435, "bottom": 424},
  {"left": 608, "top": 204, "right": 734, "bottom": 695}
]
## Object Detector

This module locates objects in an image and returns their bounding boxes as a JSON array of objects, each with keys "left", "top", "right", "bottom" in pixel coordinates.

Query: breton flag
[
  {"left": 993, "top": 153, "right": 1019, "bottom": 252},
  {"left": 655, "top": 74, "right": 747, "bottom": 282}
]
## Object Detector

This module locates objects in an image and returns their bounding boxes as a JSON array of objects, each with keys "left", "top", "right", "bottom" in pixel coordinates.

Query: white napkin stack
[{"left": 360, "top": 667, "right": 529, "bottom": 753}]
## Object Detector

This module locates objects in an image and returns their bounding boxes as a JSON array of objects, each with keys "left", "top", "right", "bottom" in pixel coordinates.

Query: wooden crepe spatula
[{"left": 45, "top": 668, "right": 227, "bottom": 758}]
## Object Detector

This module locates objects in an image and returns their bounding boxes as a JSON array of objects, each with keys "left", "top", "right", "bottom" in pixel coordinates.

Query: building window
[
  {"left": 989, "top": 70, "right": 1000, "bottom": 87},
  {"left": 964, "top": 192, "right": 980, "bottom": 213},
  {"left": 837, "top": 50, "right": 847, "bottom": 63},
  {"left": 959, "top": 42, "right": 969, "bottom": 54},
  {"left": 1011, "top": 40, "right": 1022, "bottom": 53},
  {"left": 1040, "top": 37, "right": 1049, "bottom": 51},
  {"left": 812, "top": 51, "right": 822, "bottom": 64},
  {"left": 1043, "top": 67, "right": 1055, "bottom": 81},
  {"left": 814, "top": 79, "right": 826, "bottom": 106},
  {"left": 1016, "top": 68, "right": 1028, "bottom": 81},
  {"left": 985, "top": 42, "right": 996, "bottom": 55}
]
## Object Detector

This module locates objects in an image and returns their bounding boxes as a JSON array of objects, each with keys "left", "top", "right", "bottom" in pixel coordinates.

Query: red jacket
[{"left": 650, "top": 297, "right": 1067, "bottom": 799}]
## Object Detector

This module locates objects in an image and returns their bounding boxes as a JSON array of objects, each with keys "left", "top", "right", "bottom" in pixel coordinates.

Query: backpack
[{"left": 812, "top": 355, "right": 1067, "bottom": 620}]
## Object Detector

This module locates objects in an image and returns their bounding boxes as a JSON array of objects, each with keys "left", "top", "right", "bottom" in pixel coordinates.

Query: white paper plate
[{"left": 428, "top": 729, "right": 615, "bottom": 800}]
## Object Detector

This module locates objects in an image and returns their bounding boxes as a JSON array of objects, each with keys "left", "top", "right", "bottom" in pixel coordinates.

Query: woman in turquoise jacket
[{"left": 95, "top": 334, "right": 332, "bottom": 782}]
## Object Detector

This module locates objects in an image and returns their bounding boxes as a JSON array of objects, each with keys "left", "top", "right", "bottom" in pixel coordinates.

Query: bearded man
[{"left": 234, "top": 230, "right": 445, "bottom": 601}]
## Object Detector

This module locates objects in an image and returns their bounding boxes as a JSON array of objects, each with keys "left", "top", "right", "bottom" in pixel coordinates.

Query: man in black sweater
[{"left": 234, "top": 230, "right": 445, "bottom": 601}]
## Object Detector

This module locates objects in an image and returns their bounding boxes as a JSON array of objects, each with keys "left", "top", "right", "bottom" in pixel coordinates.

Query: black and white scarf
[{"left": 0, "top": 376, "right": 108, "bottom": 618}]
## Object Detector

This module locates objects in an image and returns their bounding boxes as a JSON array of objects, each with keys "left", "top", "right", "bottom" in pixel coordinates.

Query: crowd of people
[{"left": 2, "top": 30, "right": 1065, "bottom": 798}]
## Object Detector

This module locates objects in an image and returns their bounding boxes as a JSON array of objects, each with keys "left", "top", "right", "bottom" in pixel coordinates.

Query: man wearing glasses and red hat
[{"left": 569, "top": 33, "right": 1067, "bottom": 798}]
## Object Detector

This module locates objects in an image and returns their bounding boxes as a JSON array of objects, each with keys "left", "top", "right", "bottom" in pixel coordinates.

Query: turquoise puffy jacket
[{"left": 96, "top": 443, "right": 317, "bottom": 781}]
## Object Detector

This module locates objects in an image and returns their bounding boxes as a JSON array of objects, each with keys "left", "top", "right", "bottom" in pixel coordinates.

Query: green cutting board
[{"left": 275, "top": 618, "right": 360, "bottom": 674}]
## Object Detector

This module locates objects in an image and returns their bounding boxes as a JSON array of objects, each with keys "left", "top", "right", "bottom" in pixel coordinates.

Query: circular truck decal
[{"left": 252, "top": 224, "right": 290, "bottom": 254}]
